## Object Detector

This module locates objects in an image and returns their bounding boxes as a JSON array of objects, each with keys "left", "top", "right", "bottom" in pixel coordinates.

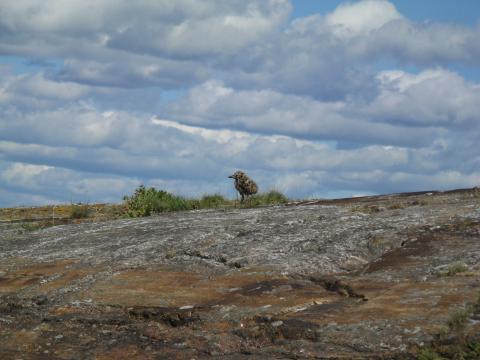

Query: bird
[{"left": 228, "top": 171, "right": 258, "bottom": 203}]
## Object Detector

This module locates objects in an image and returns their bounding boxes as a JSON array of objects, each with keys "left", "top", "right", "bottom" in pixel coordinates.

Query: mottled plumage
[{"left": 228, "top": 171, "right": 258, "bottom": 202}]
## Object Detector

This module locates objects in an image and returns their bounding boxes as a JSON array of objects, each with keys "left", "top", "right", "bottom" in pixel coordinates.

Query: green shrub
[
  {"left": 417, "top": 348, "right": 446, "bottom": 360},
  {"left": 122, "top": 187, "right": 289, "bottom": 217},
  {"left": 387, "top": 203, "right": 405, "bottom": 210},
  {"left": 184, "top": 194, "right": 229, "bottom": 210},
  {"left": 19, "top": 222, "right": 45, "bottom": 232},
  {"left": 466, "top": 340, "right": 480, "bottom": 358},
  {"left": 70, "top": 204, "right": 90, "bottom": 219},
  {"left": 245, "top": 190, "right": 289, "bottom": 207},
  {"left": 198, "top": 194, "right": 228, "bottom": 208},
  {"left": 447, "top": 308, "right": 470, "bottom": 330},
  {"left": 437, "top": 262, "right": 469, "bottom": 277},
  {"left": 123, "top": 185, "right": 189, "bottom": 217},
  {"left": 445, "top": 262, "right": 469, "bottom": 276}
]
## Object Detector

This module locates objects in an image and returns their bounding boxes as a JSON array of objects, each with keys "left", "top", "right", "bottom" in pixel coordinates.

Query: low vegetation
[
  {"left": 122, "top": 185, "right": 190, "bottom": 217},
  {"left": 70, "top": 204, "right": 91, "bottom": 219},
  {"left": 122, "top": 185, "right": 289, "bottom": 218},
  {"left": 351, "top": 204, "right": 383, "bottom": 214},
  {"left": 417, "top": 339, "right": 480, "bottom": 360},
  {"left": 437, "top": 262, "right": 469, "bottom": 277},
  {"left": 387, "top": 203, "right": 405, "bottom": 210},
  {"left": 199, "top": 194, "right": 227, "bottom": 208},
  {"left": 243, "top": 190, "right": 289, "bottom": 207},
  {"left": 0, "top": 187, "right": 290, "bottom": 223},
  {"left": 416, "top": 293, "right": 480, "bottom": 359}
]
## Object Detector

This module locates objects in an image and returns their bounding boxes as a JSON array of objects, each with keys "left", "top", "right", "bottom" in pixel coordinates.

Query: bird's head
[{"left": 228, "top": 171, "right": 245, "bottom": 180}]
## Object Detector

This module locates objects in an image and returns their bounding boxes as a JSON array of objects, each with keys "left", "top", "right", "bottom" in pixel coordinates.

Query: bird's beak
[{"left": 228, "top": 175, "right": 234, "bottom": 178}]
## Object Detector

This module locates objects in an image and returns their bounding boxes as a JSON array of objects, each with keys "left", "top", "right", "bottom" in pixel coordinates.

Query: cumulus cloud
[
  {"left": 223, "top": 1, "right": 480, "bottom": 99},
  {"left": 0, "top": 1, "right": 291, "bottom": 91},
  {"left": 325, "top": 0, "right": 403, "bottom": 36},
  {"left": 0, "top": 70, "right": 93, "bottom": 111},
  {"left": 366, "top": 69, "right": 480, "bottom": 127},
  {"left": 0, "top": 160, "right": 140, "bottom": 206},
  {"left": 107, "top": 1, "right": 291, "bottom": 58},
  {"left": 0, "top": 0, "right": 290, "bottom": 58},
  {"left": 167, "top": 71, "right": 477, "bottom": 147},
  {"left": 1, "top": 163, "right": 54, "bottom": 190},
  {"left": 2, "top": 0, "right": 479, "bottom": 96},
  {"left": 287, "top": 1, "right": 480, "bottom": 65},
  {"left": 56, "top": 57, "right": 209, "bottom": 89},
  {"left": 1, "top": 0, "right": 480, "bottom": 206}
]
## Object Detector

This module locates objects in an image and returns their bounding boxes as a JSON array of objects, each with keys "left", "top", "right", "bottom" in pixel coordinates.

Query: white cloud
[
  {"left": 367, "top": 68, "right": 480, "bottom": 127},
  {"left": 389, "top": 171, "right": 480, "bottom": 191},
  {"left": 0, "top": 160, "right": 140, "bottom": 205},
  {"left": 1, "top": 163, "right": 53, "bottom": 190},
  {"left": 11, "top": 72, "right": 88, "bottom": 100},
  {"left": 0, "top": 71, "right": 92, "bottom": 111},
  {"left": 166, "top": 78, "right": 445, "bottom": 147},
  {"left": 0, "top": 0, "right": 291, "bottom": 57},
  {"left": 152, "top": 117, "right": 251, "bottom": 144},
  {"left": 1, "top": 1, "right": 480, "bottom": 206},
  {"left": 109, "top": 1, "right": 290, "bottom": 58},
  {"left": 326, "top": 0, "right": 403, "bottom": 36},
  {"left": 361, "top": 20, "right": 480, "bottom": 65},
  {"left": 56, "top": 57, "right": 209, "bottom": 89},
  {"left": 2, "top": 0, "right": 479, "bottom": 97},
  {"left": 224, "top": 2, "right": 480, "bottom": 99}
]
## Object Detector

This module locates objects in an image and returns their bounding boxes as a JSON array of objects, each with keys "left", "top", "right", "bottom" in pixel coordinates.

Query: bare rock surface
[{"left": 1, "top": 189, "right": 480, "bottom": 359}]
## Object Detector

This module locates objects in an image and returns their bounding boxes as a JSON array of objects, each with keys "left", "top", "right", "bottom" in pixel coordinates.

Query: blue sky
[
  {"left": 1, "top": 0, "right": 480, "bottom": 206},
  {"left": 292, "top": 1, "right": 480, "bottom": 25}
]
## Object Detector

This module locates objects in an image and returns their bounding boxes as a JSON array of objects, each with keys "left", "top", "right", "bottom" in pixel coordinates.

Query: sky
[{"left": 1, "top": 0, "right": 480, "bottom": 207}]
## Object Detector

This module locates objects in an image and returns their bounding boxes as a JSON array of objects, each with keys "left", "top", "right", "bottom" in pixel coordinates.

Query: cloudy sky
[{"left": 1, "top": 0, "right": 480, "bottom": 206}]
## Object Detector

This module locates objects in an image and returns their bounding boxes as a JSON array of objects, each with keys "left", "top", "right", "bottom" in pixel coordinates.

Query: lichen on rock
[{"left": 1, "top": 188, "right": 480, "bottom": 358}]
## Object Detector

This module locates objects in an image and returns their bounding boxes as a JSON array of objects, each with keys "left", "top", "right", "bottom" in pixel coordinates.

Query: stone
[{"left": 1, "top": 188, "right": 480, "bottom": 358}]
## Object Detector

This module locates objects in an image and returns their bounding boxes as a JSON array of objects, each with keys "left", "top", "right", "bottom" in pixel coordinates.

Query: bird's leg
[{"left": 241, "top": 194, "right": 245, "bottom": 203}]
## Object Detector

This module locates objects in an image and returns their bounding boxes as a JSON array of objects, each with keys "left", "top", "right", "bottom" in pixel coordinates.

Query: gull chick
[{"left": 228, "top": 171, "right": 258, "bottom": 202}]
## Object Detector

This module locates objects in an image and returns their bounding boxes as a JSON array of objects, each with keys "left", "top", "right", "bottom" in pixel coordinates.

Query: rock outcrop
[{"left": 1, "top": 189, "right": 480, "bottom": 359}]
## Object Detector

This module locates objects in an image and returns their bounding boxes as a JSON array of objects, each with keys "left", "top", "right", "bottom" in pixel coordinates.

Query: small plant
[
  {"left": 123, "top": 185, "right": 190, "bottom": 217},
  {"left": 70, "top": 204, "right": 90, "bottom": 219},
  {"left": 446, "top": 262, "right": 469, "bottom": 276},
  {"left": 122, "top": 187, "right": 289, "bottom": 217},
  {"left": 103, "top": 204, "right": 125, "bottom": 219},
  {"left": 19, "top": 222, "right": 44, "bottom": 232},
  {"left": 352, "top": 205, "right": 383, "bottom": 214},
  {"left": 417, "top": 347, "right": 446, "bottom": 360},
  {"left": 198, "top": 194, "right": 228, "bottom": 209},
  {"left": 18, "top": 219, "right": 60, "bottom": 233},
  {"left": 244, "top": 190, "right": 289, "bottom": 207},
  {"left": 472, "top": 187, "right": 480, "bottom": 198},
  {"left": 437, "top": 262, "right": 469, "bottom": 277},
  {"left": 447, "top": 308, "right": 471, "bottom": 330},
  {"left": 416, "top": 293, "right": 480, "bottom": 359},
  {"left": 387, "top": 203, "right": 405, "bottom": 210},
  {"left": 465, "top": 340, "right": 480, "bottom": 358}
]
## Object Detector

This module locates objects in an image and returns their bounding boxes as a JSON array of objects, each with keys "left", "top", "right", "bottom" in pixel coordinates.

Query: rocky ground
[{"left": 1, "top": 189, "right": 480, "bottom": 359}]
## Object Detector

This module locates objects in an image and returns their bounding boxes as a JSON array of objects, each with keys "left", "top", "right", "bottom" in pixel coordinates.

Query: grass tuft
[
  {"left": 351, "top": 205, "right": 383, "bottom": 214},
  {"left": 122, "top": 186, "right": 289, "bottom": 217},
  {"left": 122, "top": 185, "right": 189, "bottom": 217},
  {"left": 387, "top": 203, "right": 405, "bottom": 210},
  {"left": 70, "top": 204, "right": 90, "bottom": 219},
  {"left": 244, "top": 190, "right": 289, "bottom": 207},
  {"left": 188, "top": 194, "right": 229, "bottom": 210},
  {"left": 437, "top": 262, "right": 469, "bottom": 277},
  {"left": 447, "top": 308, "right": 471, "bottom": 330},
  {"left": 417, "top": 347, "right": 447, "bottom": 360}
]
